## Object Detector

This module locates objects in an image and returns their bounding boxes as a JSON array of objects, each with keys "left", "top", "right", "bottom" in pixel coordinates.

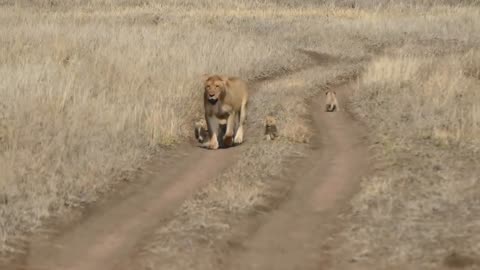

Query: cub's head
[
  {"left": 265, "top": 116, "right": 276, "bottom": 127},
  {"left": 195, "top": 118, "right": 207, "bottom": 130},
  {"left": 202, "top": 74, "right": 228, "bottom": 105}
]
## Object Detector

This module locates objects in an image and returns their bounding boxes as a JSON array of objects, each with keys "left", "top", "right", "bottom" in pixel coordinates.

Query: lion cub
[
  {"left": 325, "top": 90, "right": 339, "bottom": 112},
  {"left": 194, "top": 118, "right": 209, "bottom": 144},
  {"left": 264, "top": 116, "right": 278, "bottom": 141}
]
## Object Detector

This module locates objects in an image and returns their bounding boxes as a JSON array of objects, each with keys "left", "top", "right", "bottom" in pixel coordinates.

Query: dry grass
[
  {"left": 2, "top": 0, "right": 480, "bottom": 269},
  {"left": 336, "top": 52, "right": 480, "bottom": 268},
  {"left": 334, "top": 12, "right": 480, "bottom": 269},
  {"left": 356, "top": 54, "right": 480, "bottom": 146}
]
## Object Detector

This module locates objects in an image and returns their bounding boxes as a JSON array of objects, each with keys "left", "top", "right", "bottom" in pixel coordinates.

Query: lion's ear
[{"left": 220, "top": 76, "right": 230, "bottom": 87}]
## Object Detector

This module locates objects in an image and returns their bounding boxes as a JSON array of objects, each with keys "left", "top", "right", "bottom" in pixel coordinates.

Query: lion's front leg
[
  {"left": 223, "top": 112, "right": 236, "bottom": 147},
  {"left": 234, "top": 101, "right": 247, "bottom": 144},
  {"left": 206, "top": 115, "right": 219, "bottom": 150}
]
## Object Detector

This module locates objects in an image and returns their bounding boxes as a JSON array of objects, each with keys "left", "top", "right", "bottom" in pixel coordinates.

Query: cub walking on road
[
  {"left": 325, "top": 90, "right": 339, "bottom": 112},
  {"left": 202, "top": 74, "right": 249, "bottom": 150},
  {"left": 264, "top": 116, "right": 278, "bottom": 141}
]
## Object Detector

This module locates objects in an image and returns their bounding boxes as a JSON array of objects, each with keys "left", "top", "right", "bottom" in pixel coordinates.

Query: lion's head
[
  {"left": 265, "top": 115, "right": 276, "bottom": 127},
  {"left": 202, "top": 75, "right": 228, "bottom": 105},
  {"left": 325, "top": 90, "right": 336, "bottom": 96},
  {"left": 195, "top": 118, "right": 207, "bottom": 130}
]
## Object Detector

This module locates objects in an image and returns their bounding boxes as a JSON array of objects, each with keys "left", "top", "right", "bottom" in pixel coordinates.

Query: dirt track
[
  {"left": 6, "top": 54, "right": 370, "bottom": 270},
  {"left": 21, "top": 145, "right": 239, "bottom": 270}
]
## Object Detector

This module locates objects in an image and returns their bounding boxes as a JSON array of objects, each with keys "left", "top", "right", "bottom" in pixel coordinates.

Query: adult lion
[{"left": 201, "top": 74, "right": 249, "bottom": 150}]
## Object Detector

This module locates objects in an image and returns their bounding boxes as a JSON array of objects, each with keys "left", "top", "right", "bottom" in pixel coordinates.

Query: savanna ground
[{"left": 1, "top": 0, "right": 480, "bottom": 269}]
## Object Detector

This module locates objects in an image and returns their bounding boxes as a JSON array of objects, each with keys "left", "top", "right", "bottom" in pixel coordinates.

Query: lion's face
[
  {"left": 195, "top": 119, "right": 207, "bottom": 130},
  {"left": 204, "top": 75, "right": 226, "bottom": 105},
  {"left": 325, "top": 90, "right": 336, "bottom": 97},
  {"left": 265, "top": 116, "right": 276, "bottom": 127}
]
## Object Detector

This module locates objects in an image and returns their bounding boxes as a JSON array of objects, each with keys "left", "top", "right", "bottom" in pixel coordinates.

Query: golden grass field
[{"left": 1, "top": 0, "right": 480, "bottom": 268}]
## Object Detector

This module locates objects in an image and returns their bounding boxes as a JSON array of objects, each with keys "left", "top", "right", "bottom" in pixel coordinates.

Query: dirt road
[
  {"left": 19, "top": 145, "right": 239, "bottom": 270},
  {"left": 225, "top": 83, "right": 369, "bottom": 270}
]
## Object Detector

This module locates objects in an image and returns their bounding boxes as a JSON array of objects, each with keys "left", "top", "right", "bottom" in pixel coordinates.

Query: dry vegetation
[
  {"left": 338, "top": 51, "right": 480, "bottom": 268},
  {"left": 331, "top": 6, "right": 480, "bottom": 270},
  {"left": 1, "top": 0, "right": 480, "bottom": 269}
]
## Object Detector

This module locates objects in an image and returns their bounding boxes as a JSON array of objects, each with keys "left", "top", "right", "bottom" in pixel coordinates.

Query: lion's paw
[
  {"left": 208, "top": 140, "right": 219, "bottom": 150},
  {"left": 223, "top": 135, "right": 233, "bottom": 147}
]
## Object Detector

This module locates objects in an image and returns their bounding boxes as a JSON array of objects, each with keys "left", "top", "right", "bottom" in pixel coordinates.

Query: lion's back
[{"left": 225, "top": 77, "right": 248, "bottom": 109}]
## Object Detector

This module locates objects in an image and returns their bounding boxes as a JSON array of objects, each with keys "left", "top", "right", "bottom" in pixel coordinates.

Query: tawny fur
[
  {"left": 202, "top": 74, "right": 249, "bottom": 149},
  {"left": 325, "top": 90, "right": 339, "bottom": 112},
  {"left": 194, "top": 118, "right": 209, "bottom": 144},
  {"left": 264, "top": 116, "right": 278, "bottom": 141}
]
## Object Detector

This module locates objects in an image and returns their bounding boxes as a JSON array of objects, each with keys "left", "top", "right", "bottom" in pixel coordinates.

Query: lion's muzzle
[{"left": 208, "top": 97, "right": 218, "bottom": 105}]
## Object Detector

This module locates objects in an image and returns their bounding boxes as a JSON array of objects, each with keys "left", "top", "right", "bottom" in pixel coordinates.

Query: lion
[
  {"left": 202, "top": 74, "right": 249, "bottom": 150},
  {"left": 264, "top": 116, "right": 278, "bottom": 141},
  {"left": 194, "top": 118, "right": 209, "bottom": 144},
  {"left": 325, "top": 90, "right": 339, "bottom": 112}
]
